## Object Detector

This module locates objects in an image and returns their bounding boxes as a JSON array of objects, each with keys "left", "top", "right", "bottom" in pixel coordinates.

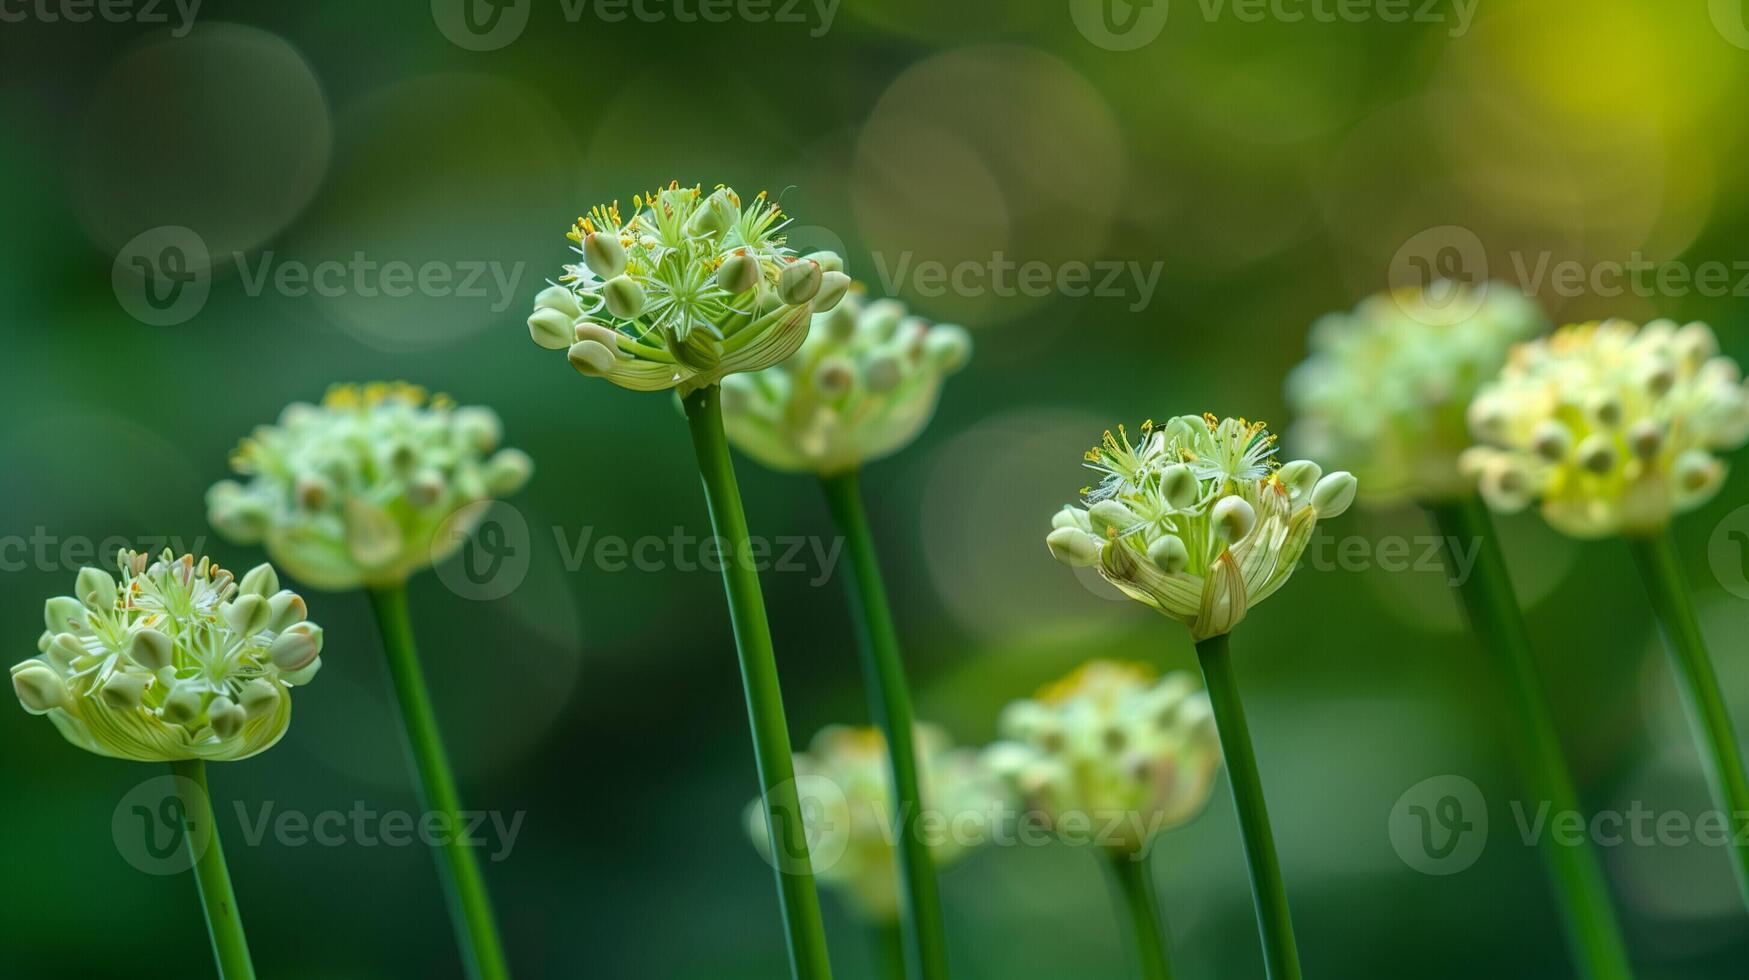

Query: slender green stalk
[
  {"left": 1104, "top": 851, "right": 1173, "bottom": 980},
  {"left": 871, "top": 919, "right": 907, "bottom": 980},
  {"left": 368, "top": 583, "right": 510, "bottom": 980},
  {"left": 1194, "top": 632, "right": 1301, "bottom": 980},
  {"left": 683, "top": 385, "right": 834, "bottom": 980},
  {"left": 169, "top": 758, "right": 257, "bottom": 980},
  {"left": 1628, "top": 527, "right": 1749, "bottom": 909},
  {"left": 1427, "top": 496, "right": 1635, "bottom": 980},
  {"left": 819, "top": 468, "right": 948, "bottom": 980}
]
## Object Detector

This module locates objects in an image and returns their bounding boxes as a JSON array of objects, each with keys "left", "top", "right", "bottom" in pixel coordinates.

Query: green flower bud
[
  {"left": 863, "top": 352, "right": 902, "bottom": 393},
  {"left": 1160, "top": 464, "right": 1200, "bottom": 510},
  {"left": 406, "top": 469, "right": 445, "bottom": 508},
  {"left": 803, "top": 250, "right": 844, "bottom": 274},
  {"left": 223, "top": 595, "right": 272, "bottom": 637},
  {"left": 717, "top": 251, "right": 762, "bottom": 294},
  {"left": 1675, "top": 449, "right": 1721, "bottom": 494},
  {"left": 1575, "top": 434, "right": 1616, "bottom": 475},
  {"left": 777, "top": 259, "right": 822, "bottom": 305},
  {"left": 1629, "top": 419, "right": 1665, "bottom": 459},
  {"left": 239, "top": 563, "right": 280, "bottom": 598},
  {"left": 282, "top": 656, "right": 322, "bottom": 686},
  {"left": 209, "top": 492, "right": 271, "bottom": 544},
  {"left": 269, "top": 622, "right": 323, "bottom": 672},
  {"left": 821, "top": 302, "right": 858, "bottom": 343},
  {"left": 861, "top": 300, "right": 904, "bottom": 342},
  {"left": 812, "top": 270, "right": 851, "bottom": 312},
  {"left": 267, "top": 591, "right": 307, "bottom": 632},
  {"left": 1089, "top": 500, "right": 1141, "bottom": 538},
  {"left": 1275, "top": 459, "right": 1322, "bottom": 498},
  {"left": 1309, "top": 471, "right": 1357, "bottom": 518},
  {"left": 1212, "top": 495, "right": 1256, "bottom": 542},
  {"left": 583, "top": 231, "right": 627, "bottom": 279},
  {"left": 1046, "top": 527, "right": 1099, "bottom": 566},
  {"left": 13, "top": 663, "right": 66, "bottom": 714},
  {"left": 47, "top": 632, "right": 85, "bottom": 670},
  {"left": 533, "top": 283, "right": 583, "bottom": 319},
  {"left": 483, "top": 448, "right": 534, "bottom": 497},
  {"left": 452, "top": 407, "right": 503, "bottom": 453},
  {"left": 208, "top": 695, "right": 246, "bottom": 739},
  {"left": 161, "top": 682, "right": 204, "bottom": 727},
  {"left": 239, "top": 678, "right": 281, "bottom": 718},
  {"left": 295, "top": 472, "right": 335, "bottom": 511},
  {"left": 569, "top": 339, "right": 617, "bottom": 376},
  {"left": 44, "top": 596, "right": 84, "bottom": 635},
  {"left": 528, "top": 306, "right": 576, "bottom": 350},
  {"left": 100, "top": 670, "right": 149, "bottom": 710},
  {"left": 1531, "top": 421, "right": 1572, "bottom": 462},
  {"left": 924, "top": 325, "right": 972, "bottom": 372},
  {"left": 76, "top": 567, "right": 117, "bottom": 612},
  {"left": 1148, "top": 534, "right": 1190, "bottom": 573},
  {"left": 814, "top": 355, "right": 855, "bottom": 400},
  {"left": 603, "top": 276, "right": 647, "bottom": 319},
  {"left": 1587, "top": 391, "right": 1624, "bottom": 428},
  {"left": 128, "top": 628, "right": 174, "bottom": 672}
]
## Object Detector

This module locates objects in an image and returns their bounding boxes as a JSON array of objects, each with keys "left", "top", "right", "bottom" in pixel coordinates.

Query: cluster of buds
[
  {"left": 983, "top": 661, "right": 1220, "bottom": 855},
  {"left": 206, "top": 382, "right": 532, "bottom": 590},
  {"left": 1286, "top": 280, "right": 1548, "bottom": 502},
  {"left": 1462, "top": 319, "right": 1749, "bottom": 537},
  {"left": 744, "top": 724, "right": 1004, "bottom": 921},
  {"left": 11, "top": 550, "right": 321, "bottom": 762},
  {"left": 1046, "top": 416, "right": 1356, "bottom": 640},
  {"left": 527, "top": 182, "right": 851, "bottom": 396},
  {"left": 719, "top": 290, "right": 972, "bottom": 474}
]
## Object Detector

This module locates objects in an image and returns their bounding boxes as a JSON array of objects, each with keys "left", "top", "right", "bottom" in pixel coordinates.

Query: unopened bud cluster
[
  {"left": 207, "top": 382, "right": 532, "bottom": 590},
  {"left": 1047, "top": 415, "right": 1356, "bottom": 640},
  {"left": 1462, "top": 320, "right": 1749, "bottom": 537},
  {"left": 720, "top": 290, "right": 972, "bottom": 474},
  {"left": 983, "top": 661, "right": 1220, "bottom": 855},
  {"left": 11, "top": 550, "right": 320, "bottom": 762},
  {"left": 528, "top": 182, "right": 850, "bottom": 396},
  {"left": 1286, "top": 280, "right": 1547, "bottom": 502}
]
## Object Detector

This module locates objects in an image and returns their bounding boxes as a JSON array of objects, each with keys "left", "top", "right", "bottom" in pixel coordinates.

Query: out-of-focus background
[{"left": 5, "top": 1, "right": 1749, "bottom": 977}]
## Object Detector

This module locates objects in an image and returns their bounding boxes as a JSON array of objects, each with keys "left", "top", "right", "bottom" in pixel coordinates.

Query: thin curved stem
[
  {"left": 1628, "top": 528, "right": 1749, "bottom": 911},
  {"left": 820, "top": 468, "right": 949, "bottom": 980},
  {"left": 1194, "top": 632, "right": 1302, "bottom": 980},
  {"left": 1105, "top": 850, "right": 1173, "bottom": 980},
  {"left": 1427, "top": 496, "right": 1635, "bottom": 979},
  {"left": 369, "top": 583, "right": 511, "bottom": 980},
  {"left": 683, "top": 385, "right": 835, "bottom": 980},
  {"left": 169, "top": 758, "right": 257, "bottom": 980}
]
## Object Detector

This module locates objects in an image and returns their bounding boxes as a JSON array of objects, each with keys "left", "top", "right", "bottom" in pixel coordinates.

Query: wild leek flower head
[
  {"left": 744, "top": 724, "right": 1004, "bottom": 921},
  {"left": 1046, "top": 416, "right": 1356, "bottom": 640},
  {"left": 11, "top": 550, "right": 321, "bottom": 762},
  {"left": 983, "top": 661, "right": 1219, "bottom": 855},
  {"left": 1461, "top": 319, "right": 1749, "bottom": 538},
  {"left": 527, "top": 182, "right": 850, "bottom": 397},
  {"left": 719, "top": 290, "right": 972, "bottom": 474},
  {"left": 207, "top": 382, "right": 533, "bottom": 591},
  {"left": 1286, "top": 280, "right": 1548, "bottom": 502}
]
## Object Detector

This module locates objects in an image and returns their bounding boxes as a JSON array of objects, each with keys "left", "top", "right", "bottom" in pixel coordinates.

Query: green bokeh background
[{"left": 5, "top": 1, "right": 1749, "bottom": 977}]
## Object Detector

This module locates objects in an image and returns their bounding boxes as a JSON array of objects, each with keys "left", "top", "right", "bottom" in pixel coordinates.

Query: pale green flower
[
  {"left": 719, "top": 289, "right": 972, "bottom": 474},
  {"left": 528, "top": 182, "right": 850, "bottom": 397},
  {"left": 1285, "top": 280, "right": 1547, "bottom": 503},
  {"left": 11, "top": 550, "right": 320, "bottom": 762},
  {"left": 983, "top": 660, "right": 1219, "bottom": 855},
  {"left": 745, "top": 724, "right": 1005, "bottom": 921},
  {"left": 1046, "top": 416, "right": 1356, "bottom": 640},
  {"left": 1462, "top": 319, "right": 1749, "bottom": 538},
  {"left": 206, "top": 382, "right": 532, "bottom": 591}
]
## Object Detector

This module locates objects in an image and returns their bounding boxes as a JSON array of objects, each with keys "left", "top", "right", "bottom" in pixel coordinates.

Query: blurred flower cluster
[
  {"left": 527, "top": 182, "right": 850, "bottom": 395},
  {"left": 1286, "top": 281, "right": 1548, "bottom": 503},
  {"left": 206, "top": 382, "right": 532, "bottom": 590},
  {"left": 745, "top": 724, "right": 1004, "bottom": 921},
  {"left": 11, "top": 550, "right": 320, "bottom": 762},
  {"left": 720, "top": 290, "right": 972, "bottom": 474},
  {"left": 1047, "top": 416, "right": 1355, "bottom": 640},
  {"left": 1463, "top": 319, "right": 1749, "bottom": 537},
  {"left": 984, "top": 661, "right": 1220, "bottom": 855}
]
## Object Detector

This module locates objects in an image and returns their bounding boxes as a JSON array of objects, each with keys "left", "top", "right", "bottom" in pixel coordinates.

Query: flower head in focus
[
  {"left": 1285, "top": 280, "right": 1547, "bottom": 503},
  {"left": 1046, "top": 416, "right": 1356, "bottom": 640},
  {"left": 719, "top": 290, "right": 972, "bottom": 474},
  {"left": 983, "top": 661, "right": 1219, "bottom": 855},
  {"left": 11, "top": 550, "right": 321, "bottom": 762},
  {"left": 1461, "top": 319, "right": 1749, "bottom": 538},
  {"left": 527, "top": 182, "right": 851, "bottom": 396},
  {"left": 207, "top": 382, "right": 533, "bottom": 590},
  {"left": 744, "top": 724, "right": 1005, "bottom": 921}
]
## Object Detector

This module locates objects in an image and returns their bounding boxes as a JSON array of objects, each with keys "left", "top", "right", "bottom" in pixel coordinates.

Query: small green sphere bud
[
  {"left": 1586, "top": 391, "right": 1624, "bottom": 428},
  {"left": 528, "top": 307, "right": 576, "bottom": 350},
  {"left": 820, "top": 302, "right": 858, "bottom": 343},
  {"left": 239, "top": 678, "right": 281, "bottom": 718},
  {"left": 483, "top": 448, "right": 534, "bottom": 497},
  {"left": 239, "top": 563, "right": 280, "bottom": 598},
  {"left": 101, "top": 670, "right": 149, "bottom": 710},
  {"left": 1046, "top": 527, "right": 1099, "bottom": 567},
  {"left": 281, "top": 656, "right": 322, "bottom": 687},
  {"left": 583, "top": 231, "right": 627, "bottom": 279},
  {"left": 406, "top": 469, "right": 445, "bottom": 508},
  {"left": 777, "top": 259, "right": 823, "bottom": 305},
  {"left": 208, "top": 696, "right": 247, "bottom": 739},
  {"left": 1212, "top": 495, "right": 1257, "bottom": 542},
  {"left": 863, "top": 352, "right": 903, "bottom": 393},
  {"left": 1309, "top": 471, "right": 1357, "bottom": 518},
  {"left": 295, "top": 473, "right": 335, "bottom": 511},
  {"left": 1628, "top": 419, "right": 1665, "bottom": 459},
  {"left": 534, "top": 284, "right": 583, "bottom": 319},
  {"left": 1276, "top": 459, "right": 1322, "bottom": 498},
  {"left": 270, "top": 623, "right": 323, "bottom": 672},
  {"left": 161, "top": 682, "right": 204, "bottom": 726},
  {"left": 1089, "top": 500, "right": 1141, "bottom": 538},
  {"left": 128, "top": 628, "right": 174, "bottom": 672},
  {"left": 572, "top": 320, "right": 621, "bottom": 352},
  {"left": 47, "top": 632, "right": 84, "bottom": 670},
  {"left": 1160, "top": 464, "right": 1200, "bottom": 510},
  {"left": 223, "top": 595, "right": 272, "bottom": 636},
  {"left": 1532, "top": 421, "right": 1572, "bottom": 462},
  {"left": 803, "top": 250, "right": 844, "bottom": 274},
  {"left": 860, "top": 300, "right": 904, "bottom": 342},
  {"left": 1051, "top": 506, "right": 1091, "bottom": 532},
  {"left": 267, "top": 591, "right": 307, "bottom": 632},
  {"left": 924, "top": 325, "right": 972, "bottom": 372},
  {"left": 13, "top": 663, "right": 66, "bottom": 714},
  {"left": 1147, "top": 534, "right": 1190, "bottom": 574},
  {"left": 812, "top": 270, "right": 851, "bottom": 312},
  {"left": 716, "top": 251, "right": 762, "bottom": 294},
  {"left": 814, "top": 355, "right": 855, "bottom": 399},
  {"left": 568, "top": 339, "right": 617, "bottom": 377},
  {"left": 44, "top": 596, "right": 84, "bottom": 635},
  {"left": 1675, "top": 449, "right": 1723, "bottom": 495},
  {"left": 1674, "top": 321, "right": 1720, "bottom": 367},
  {"left": 1576, "top": 434, "right": 1616, "bottom": 475},
  {"left": 76, "top": 567, "right": 117, "bottom": 612},
  {"left": 603, "top": 276, "right": 647, "bottom": 319}
]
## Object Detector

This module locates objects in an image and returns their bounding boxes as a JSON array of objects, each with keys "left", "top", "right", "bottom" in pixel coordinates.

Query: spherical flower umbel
[
  {"left": 1047, "top": 416, "right": 1356, "bottom": 640},
  {"left": 206, "top": 382, "right": 533, "bottom": 591},
  {"left": 1461, "top": 319, "right": 1749, "bottom": 538},
  {"left": 984, "top": 661, "right": 1220, "bottom": 854},
  {"left": 527, "top": 182, "right": 851, "bottom": 396},
  {"left": 719, "top": 289, "right": 972, "bottom": 474},
  {"left": 11, "top": 550, "right": 321, "bottom": 762},
  {"left": 744, "top": 724, "right": 1004, "bottom": 921},
  {"left": 1286, "top": 280, "right": 1548, "bottom": 502}
]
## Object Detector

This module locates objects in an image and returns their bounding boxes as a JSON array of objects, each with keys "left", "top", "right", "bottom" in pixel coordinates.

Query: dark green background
[{"left": 4, "top": 1, "right": 1749, "bottom": 977}]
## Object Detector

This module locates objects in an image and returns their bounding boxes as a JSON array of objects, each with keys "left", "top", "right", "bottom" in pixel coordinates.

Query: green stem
[
  {"left": 1627, "top": 527, "right": 1749, "bottom": 910},
  {"left": 1194, "top": 632, "right": 1301, "bottom": 980},
  {"left": 872, "top": 918, "right": 907, "bottom": 980},
  {"left": 683, "top": 385, "right": 835, "bottom": 980},
  {"left": 169, "top": 758, "right": 256, "bottom": 980},
  {"left": 368, "top": 584, "right": 511, "bottom": 980},
  {"left": 1104, "top": 851, "right": 1173, "bottom": 980},
  {"left": 820, "top": 469, "right": 949, "bottom": 980},
  {"left": 1427, "top": 496, "right": 1635, "bottom": 980}
]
